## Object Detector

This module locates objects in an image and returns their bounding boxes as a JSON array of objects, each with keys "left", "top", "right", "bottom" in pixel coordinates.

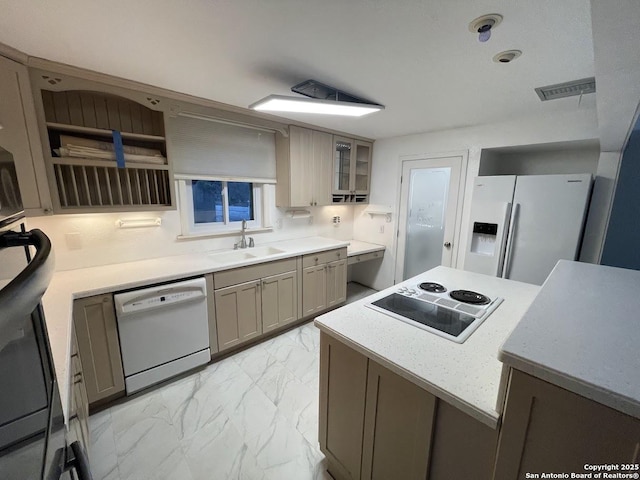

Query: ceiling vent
[{"left": 535, "top": 77, "right": 596, "bottom": 101}]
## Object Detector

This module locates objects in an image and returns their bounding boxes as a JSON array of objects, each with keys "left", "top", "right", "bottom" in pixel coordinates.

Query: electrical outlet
[{"left": 379, "top": 225, "right": 384, "bottom": 234}]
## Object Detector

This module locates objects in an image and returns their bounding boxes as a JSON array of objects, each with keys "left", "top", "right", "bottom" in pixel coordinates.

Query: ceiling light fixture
[
  {"left": 469, "top": 14, "right": 503, "bottom": 42},
  {"left": 249, "top": 79, "right": 384, "bottom": 117},
  {"left": 493, "top": 50, "right": 522, "bottom": 64}
]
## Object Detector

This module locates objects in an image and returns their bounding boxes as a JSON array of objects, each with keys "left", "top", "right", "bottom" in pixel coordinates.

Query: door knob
[{"left": 444, "top": 242, "right": 452, "bottom": 248}]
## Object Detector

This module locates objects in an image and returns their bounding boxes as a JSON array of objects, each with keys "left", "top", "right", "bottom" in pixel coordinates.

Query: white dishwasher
[{"left": 114, "top": 277, "right": 210, "bottom": 395}]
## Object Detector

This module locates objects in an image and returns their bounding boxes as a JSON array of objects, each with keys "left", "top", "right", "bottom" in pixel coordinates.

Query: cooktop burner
[
  {"left": 367, "top": 280, "right": 504, "bottom": 343},
  {"left": 449, "top": 290, "right": 491, "bottom": 305},
  {"left": 418, "top": 282, "right": 447, "bottom": 293}
]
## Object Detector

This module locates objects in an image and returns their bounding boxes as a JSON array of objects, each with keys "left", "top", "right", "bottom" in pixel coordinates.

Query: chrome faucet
[{"left": 234, "top": 219, "right": 253, "bottom": 249}]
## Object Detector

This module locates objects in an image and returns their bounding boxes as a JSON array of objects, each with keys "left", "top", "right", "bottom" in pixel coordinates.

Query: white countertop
[
  {"left": 500, "top": 260, "right": 640, "bottom": 420},
  {"left": 42, "top": 236, "right": 381, "bottom": 420},
  {"left": 314, "top": 266, "right": 540, "bottom": 428},
  {"left": 346, "top": 240, "right": 385, "bottom": 256}
]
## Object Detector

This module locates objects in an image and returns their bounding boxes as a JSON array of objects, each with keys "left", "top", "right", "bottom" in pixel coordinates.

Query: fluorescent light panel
[{"left": 249, "top": 95, "right": 383, "bottom": 117}]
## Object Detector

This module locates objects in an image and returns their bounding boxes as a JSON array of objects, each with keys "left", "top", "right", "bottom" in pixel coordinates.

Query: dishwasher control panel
[{"left": 114, "top": 278, "right": 207, "bottom": 316}]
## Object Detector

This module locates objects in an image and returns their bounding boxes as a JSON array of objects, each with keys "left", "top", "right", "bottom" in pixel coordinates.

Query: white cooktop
[{"left": 366, "top": 281, "right": 503, "bottom": 344}]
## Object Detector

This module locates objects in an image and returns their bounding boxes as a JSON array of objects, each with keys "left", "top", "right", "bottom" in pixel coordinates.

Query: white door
[{"left": 395, "top": 154, "right": 465, "bottom": 282}]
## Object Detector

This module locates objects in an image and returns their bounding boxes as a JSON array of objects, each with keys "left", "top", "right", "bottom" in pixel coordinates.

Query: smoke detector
[
  {"left": 493, "top": 50, "right": 522, "bottom": 64},
  {"left": 469, "top": 14, "right": 503, "bottom": 42}
]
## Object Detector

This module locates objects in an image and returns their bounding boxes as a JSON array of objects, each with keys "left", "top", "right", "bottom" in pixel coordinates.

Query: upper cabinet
[
  {"left": 332, "top": 136, "right": 372, "bottom": 204},
  {"left": 276, "top": 125, "right": 332, "bottom": 207},
  {"left": 0, "top": 56, "right": 52, "bottom": 215},
  {"left": 276, "top": 126, "right": 373, "bottom": 207},
  {"left": 30, "top": 70, "right": 175, "bottom": 213}
]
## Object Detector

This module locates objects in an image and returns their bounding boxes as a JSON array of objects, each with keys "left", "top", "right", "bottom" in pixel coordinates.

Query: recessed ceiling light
[
  {"left": 469, "top": 14, "right": 503, "bottom": 42},
  {"left": 249, "top": 95, "right": 384, "bottom": 117},
  {"left": 493, "top": 50, "right": 523, "bottom": 63}
]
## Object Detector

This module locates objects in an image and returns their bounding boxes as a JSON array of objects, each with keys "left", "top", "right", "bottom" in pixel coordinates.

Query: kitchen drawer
[
  {"left": 302, "top": 248, "right": 347, "bottom": 268},
  {"left": 347, "top": 249, "right": 384, "bottom": 265},
  {"left": 214, "top": 257, "right": 297, "bottom": 289}
]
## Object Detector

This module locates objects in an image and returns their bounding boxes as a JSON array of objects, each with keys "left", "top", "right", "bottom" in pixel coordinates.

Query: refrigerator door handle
[
  {"left": 496, "top": 202, "right": 512, "bottom": 276},
  {"left": 502, "top": 203, "right": 519, "bottom": 279}
]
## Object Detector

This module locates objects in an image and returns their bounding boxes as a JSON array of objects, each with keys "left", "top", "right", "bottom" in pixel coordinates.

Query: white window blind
[{"left": 168, "top": 114, "right": 277, "bottom": 182}]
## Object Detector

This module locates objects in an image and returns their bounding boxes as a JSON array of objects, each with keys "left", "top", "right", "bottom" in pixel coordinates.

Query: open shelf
[
  {"left": 51, "top": 156, "right": 169, "bottom": 171},
  {"left": 46, "top": 122, "right": 165, "bottom": 142},
  {"left": 39, "top": 88, "right": 173, "bottom": 212}
]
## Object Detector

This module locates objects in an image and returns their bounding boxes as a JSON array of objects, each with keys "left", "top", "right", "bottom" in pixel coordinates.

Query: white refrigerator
[{"left": 463, "top": 174, "right": 592, "bottom": 285}]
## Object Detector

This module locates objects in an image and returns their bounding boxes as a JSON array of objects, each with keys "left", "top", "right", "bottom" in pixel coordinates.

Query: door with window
[{"left": 395, "top": 154, "right": 466, "bottom": 282}]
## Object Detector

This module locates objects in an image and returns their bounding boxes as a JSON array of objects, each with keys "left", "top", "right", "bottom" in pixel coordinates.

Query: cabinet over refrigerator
[{"left": 463, "top": 174, "right": 592, "bottom": 285}]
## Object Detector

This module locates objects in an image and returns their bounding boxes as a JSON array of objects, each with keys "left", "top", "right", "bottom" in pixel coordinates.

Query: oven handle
[
  {"left": 65, "top": 441, "right": 93, "bottom": 480},
  {"left": 0, "top": 229, "right": 54, "bottom": 342}
]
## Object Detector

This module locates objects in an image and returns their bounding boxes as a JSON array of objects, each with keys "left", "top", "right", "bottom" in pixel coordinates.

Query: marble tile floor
[
  {"left": 89, "top": 285, "right": 378, "bottom": 480},
  {"left": 346, "top": 281, "right": 377, "bottom": 304}
]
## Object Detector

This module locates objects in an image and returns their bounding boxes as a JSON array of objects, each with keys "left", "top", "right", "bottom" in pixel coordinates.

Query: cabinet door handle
[{"left": 315, "top": 257, "right": 319, "bottom": 262}]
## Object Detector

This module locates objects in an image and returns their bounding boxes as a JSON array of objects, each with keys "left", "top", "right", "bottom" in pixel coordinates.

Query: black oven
[{"left": 0, "top": 150, "right": 91, "bottom": 479}]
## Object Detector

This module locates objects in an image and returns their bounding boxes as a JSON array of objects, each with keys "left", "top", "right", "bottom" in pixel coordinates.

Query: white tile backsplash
[{"left": 27, "top": 203, "right": 355, "bottom": 271}]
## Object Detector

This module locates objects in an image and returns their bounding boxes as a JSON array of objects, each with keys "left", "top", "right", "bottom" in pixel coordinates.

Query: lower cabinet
[
  {"left": 326, "top": 258, "right": 347, "bottom": 308},
  {"left": 361, "top": 360, "right": 436, "bottom": 480},
  {"left": 494, "top": 369, "right": 640, "bottom": 480},
  {"left": 215, "top": 280, "right": 262, "bottom": 350},
  {"left": 302, "top": 265, "right": 327, "bottom": 316},
  {"left": 319, "top": 332, "right": 498, "bottom": 480},
  {"left": 72, "top": 294, "right": 126, "bottom": 406},
  {"left": 262, "top": 271, "right": 298, "bottom": 333},
  {"left": 68, "top": 328, "right": 90, "bottom": 457},
  {"left": 302, "top": 248, "right": 347, "bottom": 317},
  {"left": 319, "top": 332, "right": 369, "bottom": 480},
  {"left": 428, "top": 399, "right": 498, "bottom": 480},
  {"left": 214, "top": 258, "right": 299, "bottom": 352}
]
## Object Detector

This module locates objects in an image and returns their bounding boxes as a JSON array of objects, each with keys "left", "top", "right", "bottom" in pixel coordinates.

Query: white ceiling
[{"left": 0, "top": 0, "right": 607, "bottom": 140}]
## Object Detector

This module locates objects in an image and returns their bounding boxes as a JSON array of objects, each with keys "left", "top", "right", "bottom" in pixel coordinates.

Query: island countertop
[
  {"left": 314, "top": 266, "right": 540, "bottom": 428},
  {"left": 500, "top": 260, "right": 640, "bottom": 420}
]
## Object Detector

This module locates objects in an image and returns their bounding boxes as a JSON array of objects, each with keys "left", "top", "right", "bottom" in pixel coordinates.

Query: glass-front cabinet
[
  {"left": 333, "top": 136, "right": 353, "bottom": 195},
  {"left": 354, "top": 140, "right": 372, "bottom": 194},
  {"left": 332, "top": 136, "right": 372, "bottom": 203}
]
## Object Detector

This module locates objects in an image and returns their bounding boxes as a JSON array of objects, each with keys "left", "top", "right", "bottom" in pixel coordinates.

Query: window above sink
[{"left": 176, "top": 176, "right": 270, "bottom": 238}]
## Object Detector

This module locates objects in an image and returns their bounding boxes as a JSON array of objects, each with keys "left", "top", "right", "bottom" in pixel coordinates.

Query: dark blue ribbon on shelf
[{"left": 112, "top": 130, "right": 125, "bottom": 168}]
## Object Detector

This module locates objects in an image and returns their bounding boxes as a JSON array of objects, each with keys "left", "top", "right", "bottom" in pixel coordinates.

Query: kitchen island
[
  {"left": 315, "top": 261, "right": 640, "bottom": 480},
  {"left": 494, "top": 260, "right": 640, "bottom": 478},
  {"left": 314, "top": 266, "right": 540, "bottom": 480}
]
